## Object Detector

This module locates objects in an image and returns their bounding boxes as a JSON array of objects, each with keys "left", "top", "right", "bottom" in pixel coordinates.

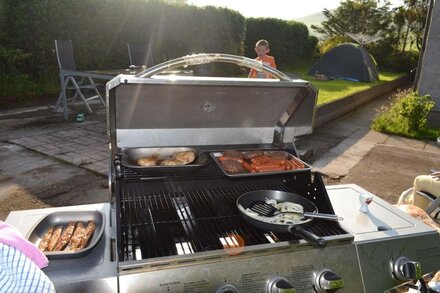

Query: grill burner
[{"left": 115, "top": 155, "right": 350, "bottom": 261}]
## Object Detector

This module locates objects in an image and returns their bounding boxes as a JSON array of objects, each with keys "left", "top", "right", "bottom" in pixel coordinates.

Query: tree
[
  {"left": 404, "top": 0, "right": 429, "bottom": 51},
  {"left": 311, "top": 0, "right": 393, "bottom": 40}
]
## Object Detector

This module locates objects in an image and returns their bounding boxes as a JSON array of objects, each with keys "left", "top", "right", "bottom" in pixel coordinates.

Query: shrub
[
  {"left": 0, "top": 46, "right": 32, "bottom": 75},
  {"left": 367, "top": 38, "right": 419, "bottom": 72},
  {"left": 372, "top": 89, "right": 440, "bottom": 140}
]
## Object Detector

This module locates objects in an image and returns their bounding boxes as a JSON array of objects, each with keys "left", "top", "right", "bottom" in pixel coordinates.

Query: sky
[{"left": 188, "top": 0, "right": 405, "bottom": 20}]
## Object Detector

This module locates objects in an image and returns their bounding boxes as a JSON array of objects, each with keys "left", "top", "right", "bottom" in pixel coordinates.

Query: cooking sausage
[
  {"left": 256, "top": 165, "right": 287, "bottom": 172},
  {"left": 70, "top": 221, "right": 85, "bottom": 251},
  {"left": 46, "top": 226, "right": 63, "bottom": 252},
  {"left": 255, "top": 164, "right": 286, "bottom": 172},
  {"left": 54, "top": 221, "right": 76, "bottom": 251},
  {"left": 70, "top": 220, "right": 96, "bottom": 251},
  {"left": 268, "top": 160, "right": 286, "bottom": 166},
  {"left": 243, "top": 161, "right": 256, "bottom": 173},
  {"left": 290, "top": 158, "right": 304, "bottom": 169},
  {"left": 78, "top": 221, "right": 96, "bottom": 250},
  {"left": 38, "top": 226, "right": 54, "bottom": 252},
  {"left": 284, "top": 160, "right": 295, "bottom": 170},
  {"left": 251, "top": 159, "right": 285, "bottom": 168}
]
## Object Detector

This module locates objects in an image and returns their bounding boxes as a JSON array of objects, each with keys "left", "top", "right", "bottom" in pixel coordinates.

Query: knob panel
[
  {"left": 266, "top": 276, "right": 296, "bottom": 293},
  {"left": 393, "top": 256, "right": 422, "bottom": 281},
  {"left": 314, "top": 269, "right": 344, "bottom": 293},
  {"left": 215, "top": 284, "right": 239, "bottom": 293}
]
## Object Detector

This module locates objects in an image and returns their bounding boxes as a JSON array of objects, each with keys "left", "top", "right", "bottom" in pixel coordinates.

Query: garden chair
[
  {"left": 127, "top": 43, "right": 154, "bottom": 67},
  {"left": 54, "top": 40, "right": 105, "bottom": 119},
  {"left": 399, "top": 188, "right": 440, "bottom": 222}
]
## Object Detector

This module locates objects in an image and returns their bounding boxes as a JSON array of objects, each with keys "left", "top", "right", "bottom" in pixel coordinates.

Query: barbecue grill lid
[{"left": 107, "top": 74, "right": 317, "bottom": 148}]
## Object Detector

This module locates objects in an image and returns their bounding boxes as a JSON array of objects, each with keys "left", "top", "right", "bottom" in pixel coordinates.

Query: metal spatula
[{"left": 249, "top": 200, "right": 343, "bottom": 222}]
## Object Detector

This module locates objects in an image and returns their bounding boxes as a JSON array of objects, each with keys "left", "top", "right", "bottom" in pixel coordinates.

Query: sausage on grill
[
  {"left": 46, "top": 226, "right": 63, "bottom": 252},
  {"left": 70, "top": 221, "right": 85, "bottom": 251},
  {"left": 78, "top": 221, "right": 96, "bottom": 250},
  {"left": 38, "top": 226, "right": 54, "bottom": 252},
  {"left": 70, "top": 221, "right": 96, "bottom": 251},
  {"left": 54, "top": 221, "right": 75, "bottom": 251}
]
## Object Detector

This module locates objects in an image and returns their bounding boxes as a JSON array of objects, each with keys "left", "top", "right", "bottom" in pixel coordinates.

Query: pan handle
[{"left": 289, "top": 226, "right": 327, "bottom": 248}]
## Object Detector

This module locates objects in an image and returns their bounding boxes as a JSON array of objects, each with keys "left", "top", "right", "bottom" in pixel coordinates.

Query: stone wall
[{"left": 315, "top": 75, "right": 409, "bottom": 128}]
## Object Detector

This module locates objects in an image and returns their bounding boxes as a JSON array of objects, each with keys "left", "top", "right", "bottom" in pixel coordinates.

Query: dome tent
[{"left": 308, "top": 43, "right": 379, "bottom": 82}]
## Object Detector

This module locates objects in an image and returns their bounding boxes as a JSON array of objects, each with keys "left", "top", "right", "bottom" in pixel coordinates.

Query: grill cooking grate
[{"left": 118, "top": 174, "right": 349, "bottom": 261}]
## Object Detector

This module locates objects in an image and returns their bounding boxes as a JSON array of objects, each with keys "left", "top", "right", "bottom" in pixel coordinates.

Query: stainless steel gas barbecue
[{"left": 5, "top": 54, "right": 440, "bottom": 293}]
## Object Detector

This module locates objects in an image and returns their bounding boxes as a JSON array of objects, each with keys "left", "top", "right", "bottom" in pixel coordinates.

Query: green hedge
[
  {"left": 244, "top": 18, "right": 318, "bottom": 69},
  {"left": 1, "top": 0, "right": 246, "bottom": 76}
]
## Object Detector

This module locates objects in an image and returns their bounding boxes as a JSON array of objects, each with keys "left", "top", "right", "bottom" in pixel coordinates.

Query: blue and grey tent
[{"left": 308, "top": 43, "right": 379, "bottom": 82}]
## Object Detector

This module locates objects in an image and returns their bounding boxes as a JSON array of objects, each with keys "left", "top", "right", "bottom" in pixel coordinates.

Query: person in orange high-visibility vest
[{"left": 248, "top": 39, "right": 277, "bottom": 79}]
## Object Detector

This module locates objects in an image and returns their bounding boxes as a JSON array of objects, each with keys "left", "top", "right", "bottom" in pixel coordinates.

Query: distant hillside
[{"left": 295, "top": 11, "right": 327, "bottom": 37}]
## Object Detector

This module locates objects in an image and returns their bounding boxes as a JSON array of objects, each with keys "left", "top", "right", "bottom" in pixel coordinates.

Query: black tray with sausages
[{"left": 210, "top": 150, "right": 311, "bottom": 177}]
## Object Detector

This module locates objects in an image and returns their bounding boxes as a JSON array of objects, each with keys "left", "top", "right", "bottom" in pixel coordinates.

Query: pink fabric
[{"left": 0, "top": 221, "right": 49, "bottom": 268}]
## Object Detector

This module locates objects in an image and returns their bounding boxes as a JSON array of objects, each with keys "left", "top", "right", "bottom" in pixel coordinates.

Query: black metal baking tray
[
  {"left": 27, "top": 211, "right": 105, "bottom": 259},
  {"left": 121, "top": 147, "right": 208, "bottom": 169},
  {"left": 210, "top": 150, "right": 311, "bottom": 177}
]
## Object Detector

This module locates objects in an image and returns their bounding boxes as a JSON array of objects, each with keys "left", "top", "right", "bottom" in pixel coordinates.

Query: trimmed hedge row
[{"left": 1, "top": 0, "right": 246, "bottom": 76}]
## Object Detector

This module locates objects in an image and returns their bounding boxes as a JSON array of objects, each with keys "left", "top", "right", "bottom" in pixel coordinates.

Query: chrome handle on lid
[{"left": 135, "top": 53, "right": 292, "bottom": 81}]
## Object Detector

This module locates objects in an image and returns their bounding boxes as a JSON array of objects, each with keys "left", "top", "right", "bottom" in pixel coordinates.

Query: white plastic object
[{"left": 359, "top": 193, "right": 373, "bottom": 213}]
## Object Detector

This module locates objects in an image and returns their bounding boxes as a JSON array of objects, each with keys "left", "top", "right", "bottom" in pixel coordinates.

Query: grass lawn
[{"left": 288, "top": 66, "right": 405, "bottom": 105}]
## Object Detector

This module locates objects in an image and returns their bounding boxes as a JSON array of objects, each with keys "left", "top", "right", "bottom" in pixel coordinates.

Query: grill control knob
[
  {"left": 215, "top": 284, "right": 239, "bottom": 293},
  {"left": 393, "top": 256, "right": 422, "bottom": 281},
  {"left": 266, "top": 276, "right": 296, "bottom": 293},
  {"left": 314, "top": 269, "right": 344, "bottom": 293}
]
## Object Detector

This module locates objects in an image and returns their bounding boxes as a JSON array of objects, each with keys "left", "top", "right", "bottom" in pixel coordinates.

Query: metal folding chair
[
  {"left": 54, "top": 40, "right": 105, "bottom": 119},
  {"left": 127, "top": 43, "right": 154, "bottom": 67}
]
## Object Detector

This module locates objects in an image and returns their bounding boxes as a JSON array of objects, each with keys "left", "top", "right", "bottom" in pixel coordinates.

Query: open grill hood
[{"left": 106, "top": 54, "right": 318, "bottom": 150}]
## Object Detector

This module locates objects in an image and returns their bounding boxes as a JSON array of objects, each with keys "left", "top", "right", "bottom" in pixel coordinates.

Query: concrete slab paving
[
  {"left": 349, "top": 129, "right": 390, "bottom": 144},
  {"left": 10, "top": 119, "right": 109, "bottom": 175},
  {"left": 0, "top": 143, "right": 108, "bottom": 220},
  {"left": 424, "top": 141, "right": 440, "bottom": 154},
  {"left": 384, "top": 135, "right": 427, "bottom": 150}
]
